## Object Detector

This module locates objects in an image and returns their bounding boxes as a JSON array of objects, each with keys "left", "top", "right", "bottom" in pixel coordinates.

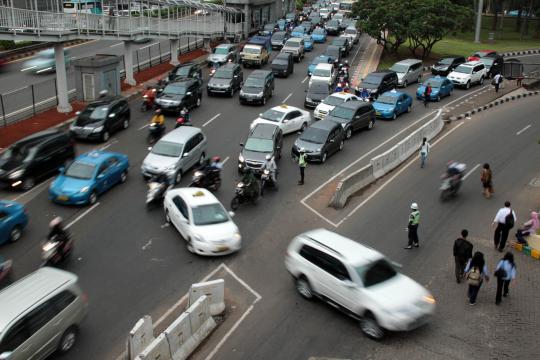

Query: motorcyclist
[
  {"left": 47, "top": 217, "right": 69, "bottom": 256},
  {"left": 150, "top": 108, "right": 165, "bottom": 126},
  {"left": 210, "top": 156, "right": 223, "bottom": 171},
  {"left": 180, "top": 106, "right": 190, "bottom": 123},
  {"left": 241, "top": 168, "right": 259, "bottom": 199},
  {"left": 262, "top": 154, "right": 277, "bottom": 183},
  {"left": 341, "top": 60, "right": 350, "bottom": 73},
  {"left": 444, "top": 161, "right": 466, "bottom": 188}
]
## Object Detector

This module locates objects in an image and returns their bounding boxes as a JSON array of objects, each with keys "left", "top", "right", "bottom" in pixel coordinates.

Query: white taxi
[
  {"left": 164, "top": 188, "right": 241, "bottom": 256},
  {"left": 314, "top": 92, "right": 360, "bottom": 120},
  {"left": 250, "top": 104, "right": 312, "bottom": 134}
]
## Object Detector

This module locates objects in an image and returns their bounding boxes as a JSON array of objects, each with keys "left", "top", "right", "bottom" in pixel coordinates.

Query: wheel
[
  {"left": 440, "top": 189, "right": 451, "bottom": 201},
  {"left": 101, "top": 130, "right": 110, "bottom": 142},
  {"left": 174, "top": 171, "right": 182, "bottom": 185},
  {"left": 417, "top": 75, "right": 422, "bottom": 83},
  {"left": 345, "top": 127, "right": 352, "bottom": 139},
  {"left": 407, "top": 105, "right": 411, "bottom": 113},
  {"left": 230, "top": 196, "right": 239, "bottom": 210},
  {"left": 300, "top": 122, "right": 307, "bottom": 132},
  {"left": 198, "top": 153, "right": 206, "bottom": 166},
  {"left": 360, "top": 313, "right": 384, "bottom": 340},
  {"left": 271, "top": 87, "right": 274, "bottom": 97},
  {"left": 403, "top": 80, "right": 408, "bottom": 88},
  {"left": 392, "top": 112, "right": 397, "bottom": 120},
  {"left": 436, "top": 95, "right": 441, "bottom": 102},
  {"left": 339, "top": 140, "right": 344, "bottom": 151},
  {"left": 367, "top": 119, "right": 374, "bottom": 130},
  {"left": 321, "top": 152, "right": 327, "bottom": 163},
  {"left": 119, "top": 171, "right": 128, "bottom": 183},
  {"left": 262, "top": 96, "right": 266, "bottom": 105},
  {"left": 9, "top": 225, "right": 22, "bottom": 243},
  {"left": 22, "top": 177, "right": 35, "bottom": 191},
  {"left": 479, "top": 76, "right": 484, "bottom": 85},
  {"left": 196, "top": 96, "right": 202, "bottom": 107},
  {"left": 57, "top": 327, "right": 78, "bottom": 354},
  {"left": 229, "top": 88, "right": 234, "bottom": 97},
  {"left": 465, "top": 81, "right": 471, "bottom": 90},
  {"left": 122, "top": 118, "right": 130, "bottom": 129},
  {"left": 147, "top": 134, "right": 155, "bottom": 145},
  {"left": 88, "top": 191, "right": 98, "bottom": 205},
  {"left": 296, "top": 276, "right": 314, "bottom": 299}
]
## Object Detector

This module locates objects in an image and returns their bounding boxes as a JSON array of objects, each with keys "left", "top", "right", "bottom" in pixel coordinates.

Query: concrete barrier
[
  {"left": 189, "top": 279, "right": 225, "bottom": 316},
  {"left": 187, "top": 295, "right": 216, "bottom": 346},
  {"left": 164, "top": 312, "right": 192, "bottom": 360},
  {"left": 329, "top": 164, "right": 375, "bottom": 208},
  {"left": 127, "top": 316, "right": 154, "bottom": 360},
  {"left": 135, "top": 333, "right": 172, "bottom": 360}
]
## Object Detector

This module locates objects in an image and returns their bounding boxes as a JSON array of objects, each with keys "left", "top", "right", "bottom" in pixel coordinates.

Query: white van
[{"left": 310, "top": 63, "right": 336, "bottom": 86}]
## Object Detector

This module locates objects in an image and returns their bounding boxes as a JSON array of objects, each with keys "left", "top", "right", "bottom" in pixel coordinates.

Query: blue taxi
[
  {"left": 308, "top": 55, "right": 332, "bottom": 76},
  {"left": 416, "top": 76, "right": 454, "bottom": 102},
  {"left": 291, "top": 26, "right": 307, "bottom": 38},
  {"left": 311, "top": 28, "right": 327, "bottom": 43},
  {"left": 49, "top": 150, "right": 129, "bottom": 205},
  {"left": 372, "top": 90, "right": 413, "bottom": 120},
  {"left": 0, "top": 200, "right": 28, "bottom": 245},
  {"left": 277, "top": 19, "right": 287, "bottom": 31},
  {"left": 302, "top": 34, "right": 314, "bottom": 51}
]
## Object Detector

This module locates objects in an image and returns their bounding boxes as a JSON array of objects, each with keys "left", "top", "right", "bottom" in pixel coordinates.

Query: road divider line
[
  {"left": 222, "top": 156, "right": 230, "bottom": 165},
  {"left": 302, "top": 201, "right": 340, "bottom": 228},
  {"left": 301, "top": 76, "right": 308, "bottom": 84},
  {"left": 12, "top": 178, "right": 53, "bottom": 202},
  {"left": 463, "top": 163, "right": 480, "bottom": 181},
  {"left": 109, "top": 42, "right": 124, "bottom": 48},
  {"left": 336, "top": 122, "right": 465, "bottom": 227},
  {"left": 100, "top": 139, "right": 118, "bottom": 151},
  {"left": 282, "top": 93, "right": 293, "bottom": 103},
  {"left": 222, "top": 264, "right": 262, "bottom": 301},
  {"left": 65, "top": 202, "right": 100, "bottom": 229},
  {"left": 516, "top": 124, "right": 531, "bottom": 135},
  {"left": 138, "top": 124, "right": 149, "bottom": 130},
  {"left": 203, "top": 113, "right": 221, "bottom": 127},
  {"left": 140, "top": 42, "right": 158, "bottom": 50}
]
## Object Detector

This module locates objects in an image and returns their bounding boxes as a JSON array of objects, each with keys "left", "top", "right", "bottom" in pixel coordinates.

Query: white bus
[{"left": 63, "top": 0, "right": 103, "bottom": 14}]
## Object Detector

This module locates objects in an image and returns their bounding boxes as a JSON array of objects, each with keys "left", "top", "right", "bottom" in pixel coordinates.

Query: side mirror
[
  {"left": 59, "top": 166, "right": 65, "bottom": 173},
  {"left": 75, "top": 111, "right": 81, "bottom": 116},
  {"left": 148, "top": 146, "right": 152, "bottom": 151},
  {"left": 0, "top": 351, "right": 13, "bottom": 360},
  {"left": 108, "top": 113, "right": 115, "bottom": 118},
  {"left": 329, "top": 139, "right": 335, "bottom": 143},
  {"left": 234, "top": 75, "right": 238, "bottom": 78},
  {"left": 239, "top": 143, "right": 244, "bottom": 147},
  {"left": 97, "top": 173, "right": 105, "bottom": 179},
  {"left": 186, "top": 92, "right": 192, "bottom": 96},
  {"left": 183, "top": 152, "right": 189, "bottom": 158},
  {"left": 228, "top": 211, "right": 235, "bottom": 217}
]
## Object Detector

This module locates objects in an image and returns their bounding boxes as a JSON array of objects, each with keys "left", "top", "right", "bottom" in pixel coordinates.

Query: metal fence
[{"left": 0, "top": 37, "right": 203, "bottom": 127}]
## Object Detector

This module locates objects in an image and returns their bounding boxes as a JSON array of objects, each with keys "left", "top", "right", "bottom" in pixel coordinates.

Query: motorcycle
[
  {"left": 146, "top": 180, "right": 168, "bottom": 208},
  {"left": 440, "top": 164, "right": 465, "bottom": 200},
  {"left": 175, "top": 116, "right": 192, "bottom": 128},
  {"left": 230, "top": 181, "right": 259, "bottom": 210},
  {"left": 189, "top": 167, "right": 221, "bottom": 191},
  {"left": 147, "top": 123, "right": 165, "bottom": 145},
  {"left": 0, "top": 256, "right": 13, "bottom": 285},
  {"left": 140, "top": 87, "right": 157, "bottom": 112},
  {"left": 260, "top": 169, "right": 278, "bottom": 196},
  {"left": 41, "top": 234, "right": 73, "bottom": 266}
]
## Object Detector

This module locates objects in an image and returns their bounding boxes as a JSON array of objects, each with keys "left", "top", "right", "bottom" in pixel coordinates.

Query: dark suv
[
  {"left": 357, "top": 71, "right": 398, "bottom": 100},
  {"left": 331, "top": 37, "right": 350, "bottom": 57},
  {"left": 271, "top": 31, "right": 289, "bottom": 50},
  {"left": 271, "top": 52, "right": 294, "bottom": 77},
  {"left": 70, "top": 96, "right": 130, "bottom": 142},
  {"left": 238, "top": 123, "right": 283, "bottom": 173},
  {"left": 0, "top": 130, "right": 75, "bottom": 190},
  {"left": 207, "top": 63, "right": 243, "bottom": 97},
  {"left": 326, "top": 101, "right": 376, "bottom": 139},
  {"left": 155, "top": 78, "right": 203, "bottom": 113},
  {"left": 431, "top": 56, "right": 466, "bottom": 76},
  {"left": 305, "top": 81, "right": 332, "bottom": 108},
  {"left": 167, "top": 62, "right": 202, "bottom": 83},
  {"left": 239, "top": 70, "right": 274, "bottom": 105},
  {"left": 291, "top": 120, "right": 344, "bottom": 163}
]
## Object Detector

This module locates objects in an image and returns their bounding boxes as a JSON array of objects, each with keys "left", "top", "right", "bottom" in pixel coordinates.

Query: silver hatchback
[
  {"left": 141, "top": 126, "right": 208, "bottom": 184},
  {"left": 390, "top": 59, "right": 423, "bottom": 87}
]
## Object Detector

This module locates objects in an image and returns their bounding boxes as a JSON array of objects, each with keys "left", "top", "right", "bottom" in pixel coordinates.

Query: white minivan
[{"left": 309, "top": 63, "right": 336, "bottom": 86}]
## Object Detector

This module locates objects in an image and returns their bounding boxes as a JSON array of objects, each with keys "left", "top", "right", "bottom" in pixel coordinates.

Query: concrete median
[
  {"left": 189, "top": 279, "right": 225, "bottom": 316},
  {"left": 329, "top": 164, "right": 375, "bottom": 209},
  {"left": 135, "top": 333, "right": 171, "bottom": 360},
  {"left": 127, "top": 316, "right": 154, "bottom": 360}
]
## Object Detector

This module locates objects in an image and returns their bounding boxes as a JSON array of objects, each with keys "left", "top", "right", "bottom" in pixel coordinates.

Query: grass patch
[{"left": 377, "top": 15, "right": 540, "bottom": 70}]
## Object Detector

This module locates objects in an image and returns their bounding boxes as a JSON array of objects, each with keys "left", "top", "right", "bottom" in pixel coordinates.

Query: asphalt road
[{"left": 1, "top": 32, "right": 537, "bottom": 360}]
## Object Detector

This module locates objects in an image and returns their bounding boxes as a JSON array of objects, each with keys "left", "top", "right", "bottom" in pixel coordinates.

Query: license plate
[
  {"left": 376, "top": 111, "right": 381, "bottom": 116},
  {"left": 57, "top": 195, "right": 69, "bottom": 201},
  {"left": 216, "top": 245, "right": 229, "bottom": 252}
]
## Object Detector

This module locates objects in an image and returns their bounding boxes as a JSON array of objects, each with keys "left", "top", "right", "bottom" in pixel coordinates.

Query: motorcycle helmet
[
  {"left": 299, "top": 148, "right": 306, "bottom": 153},
  {"left": 265, "top": 154, "right": 272, "bottom": 160},
  {"left": 49, "top": 216, "right": 63, "bottom": 228},
  {"left": 212, "top": 156, "right": 221, "bottom": 163},
  {"left": 98, "top": 90, "right": 109, "bottom": 98},
  {"left": 410, "top": 203, "right": 418, "bottom": 210},
  {"left": 176, "top": 117, "right": 185, "bottom": 124}
]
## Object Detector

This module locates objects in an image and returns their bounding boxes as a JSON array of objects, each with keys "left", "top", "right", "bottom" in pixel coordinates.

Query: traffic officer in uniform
[
  {"left": 405, "top": 202, "right": 420, "bottom": 249},
  {"left": 298, "top": 148, "right": 307, "bottom": 185}
]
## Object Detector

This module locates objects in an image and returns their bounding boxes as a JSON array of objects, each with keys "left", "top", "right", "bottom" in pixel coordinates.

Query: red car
[{"left": 467, "top": 50, "right": 498, "bottom": 62}]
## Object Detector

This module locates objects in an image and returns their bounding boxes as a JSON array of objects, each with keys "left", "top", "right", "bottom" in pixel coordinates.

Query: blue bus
[{"left": 63, "top": 0, "right": 103, "bottom": 15}]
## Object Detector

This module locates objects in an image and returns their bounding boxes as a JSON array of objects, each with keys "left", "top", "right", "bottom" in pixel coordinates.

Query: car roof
[
  {"left": 394, "top": 58, "right": 422, "bottom": 65},
  {"left": 75, "top": 150, "right": 122, "bottom": 165},
  {"left": 367, "top": 70, "right": 395, "bottom": 77},
  {"left": 215, "top": 43, "right": 234, "bottom": 49},
  {"left": 168, "top": 78, "right": 198, "bottom": 86},
  {"left": 275, "top": 52, "right": 291, "bottom": 59},
  {"left": 10, "top": 129, "right": 65, "bottom": 148},
  {"left": 461, "top": 61, "right": 483, "bottom": 67},
  {"left": 88, "top": 96, "right": 124, "bottom": 106},
  {"left": 249, "top": 70, "right": 271, "bottom": 78},
  {"left": 328, "top": 92, "right": 356, "bottom": 99},
  {"left": 168, "top": 187, "right": 220, "bottom": 207},
  {"left": 310, "top": 119, "right": 338, "bottom": 131},
  {"left": 267, "top": 104, "right": 298, "bottom": 113},
  {"left": 336, "top": 100, "right": 370, "bottom": 110},
  {"left": 0, "top": 267, "right": 78, "bottom": 332},
  {"left": 250, "top": 123, "right": 279, "bottom": 137},
  {"left": 161, "top": 126, "right": 202, "bottom": 143},
  {"left": 314, "top": 63, "right": 333, "bottom": 70},
  {"left": 299, "top": 228, "right": 384, "bottom": 266},
  {"left": 286, "top": 37, "right": 302, "bottom": 43}
]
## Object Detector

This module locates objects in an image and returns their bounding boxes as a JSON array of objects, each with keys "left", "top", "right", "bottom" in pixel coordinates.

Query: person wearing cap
[
  {"left": 298, "top": 148, "right": 307, "bottom": 185},
  {"left": 405, "top": 202, "right": 420, "bottom": 249}
]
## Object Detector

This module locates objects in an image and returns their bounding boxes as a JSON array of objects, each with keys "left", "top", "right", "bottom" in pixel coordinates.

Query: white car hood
[
  {"left": 310, "top": 75, "right": 331, "bottom": 85},
  {"left": 208, "top": 54, "right": 228, "bottom": 62},
  {"left": 315, "top": 102, "right": 334, "bottom": 114},
  {"left": 143, "top": 152, "right": 178, "bottom": 171},
  {"left": 251, "top": 118, "right": 282, "bottom": 130},
  {"left": 448, "top": 72, "right": 469, "bottom": 80},
  {"left": 396, "top": 72, "right": 406, "bottom": 81},
  {"left": 195, "top": 221, "right": 238, "bottom": 242},
  {"left": 364, "top": 274, "right": 429, "bottom": 310}
]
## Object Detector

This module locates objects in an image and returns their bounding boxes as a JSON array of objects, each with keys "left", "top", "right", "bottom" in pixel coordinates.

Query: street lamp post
[
  {"left": 223, "top": 0, "right": 228, "bottom": 41},
  {"left": 474, "top": 0, "right": 483, "bottom": 43}
]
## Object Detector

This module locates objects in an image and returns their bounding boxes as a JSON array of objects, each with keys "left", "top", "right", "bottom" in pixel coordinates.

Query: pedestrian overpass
[{"left": 0, "top": 0, "right": 246, "bottom": 112}]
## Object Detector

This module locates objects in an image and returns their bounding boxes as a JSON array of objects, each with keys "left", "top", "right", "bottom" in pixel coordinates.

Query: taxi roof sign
[
  {"left": 279, "top": 104, "right": 289, "bottom": 108},
  {"left": 192, "top": 190, "right": 206, "bottom": 197}
]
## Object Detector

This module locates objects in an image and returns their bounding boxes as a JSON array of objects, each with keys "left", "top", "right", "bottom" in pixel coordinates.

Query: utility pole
[
  {"left": 474, "top": 0, "right": 484, "bottom": 43},
  {"left": 224, "top": 0, "right": 228, "bottom": 41}
]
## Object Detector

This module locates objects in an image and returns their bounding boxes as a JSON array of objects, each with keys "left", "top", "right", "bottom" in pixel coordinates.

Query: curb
[
  {"left": 512, "top": 242, "right": 540, "bottom": 260},
  {"left": 443, "top": 90, "right": 540, "bottom": 123},
  {"left": 501, "top": 48, "right": 540, "bottom": 57}
]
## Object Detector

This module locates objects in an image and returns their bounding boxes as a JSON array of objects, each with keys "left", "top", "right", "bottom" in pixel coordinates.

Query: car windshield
[
  {"left": 356, "top": 259, "right": 397, "bottom": 287},
  {"left": 244, "top": 137, "right": 274, "bottom": 152},
  {"left": 328, "top": 20, "right": 339, "bottom": 26},
  {"left": 322, "top": 95, "right": 345, "bottom": 106},
  {"left": 174, "top": 66, "right": 191, "bottom": 77},
  {"left": 309, "top": 82, "right": 329, "bottom": 94},
  {"left": 293, "top": 27, "right": 304, "bottom": 33},
  {"left": 330, "top": 106, "right": 355, "bottom": 119},
  {"left": 272, "top": 33, "right": 285, "bottom": 40},
  {"left": 260, "top": 109, "right": 286, "bottom": 122},
  {"left": 273, "top": 58, "right": 289, "bottom": 65},
  {"left": 439, "top": 58, "right": 455, "bottom": 65},
  {"left": 192, "top": 203, "right": 229, "bottom": 226},
  {"left": 213, "top": 47, "right": 229, "bottom": 55},
  {"left": 332, "top": 38, "right": 346, "bottom": 45},
  {"left": 454, "top": 65, "right": 472, "bottom": 74},
  {"left": 213, "top": 69, "right": 233, "bottom": 79},
  {"left": 65, "top": 161, "right": 96, "bottom": 180},
  {"left": 313, "top": 68, "right": 331, "bottom": 77},
  {"left": 284, "top": 40, "right": 300, "bottom": 47},
  {"left": 345, "top": 28, "right": 357, "bottom": 34},
  {"left": 425, "top": 78, "right": 443, "bottom": 87},
  {"left": 312, "top": 57, "right": 329, "bottom": 66},
  {"left": 326, "top": 48, "right": 340, "bottom": 57},
  {"left": 300, "top": 127, "right": 326, "bottom": 143},
  {"left": 164, "top": 84, "right": 187, "bottom": 95},
  {"left": 376, "top": 95, "right": 397, "bottom": 105},
  {"left": 363, "top": 75, "right": 382, "bottom": 85},
  {"left": 78, "top": 105, "right": 108, "bottom": 123},
  {"left": 302, "top": 36, "right": 312, "bottom": 42},
  {"left": 151, "top": 140, "right": 183, "bottom": 157},
  {"left": 243, "top": 46, "right": 261, "bottom": 54},
  {"left": 1, "top": 144, "right": 39, "bottom": 163},
  {"left": 389, "top": 64, "right": 409, "bottom": 73},
  {"left": 480, "top": 58, "right": 494, "bottom": 67},
  {"left": 313, "top": 28, "right": 325, "bottom": 35}
]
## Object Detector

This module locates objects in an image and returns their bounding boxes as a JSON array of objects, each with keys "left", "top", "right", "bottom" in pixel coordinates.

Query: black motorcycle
[
  {"left": 146, "top": 179, "right": 168, "bottom": 208},
  {"left": 230, "top": 181, "right": 259, "bottom": 210},
  {"left": 189, "top": 168, "right": 221, "bottom": 191},
  {"left": 147, "top": 123, "right": 165, "bottom": 145},
  {"left": 260, "top": 169, "right": 278, "bottom": 196},
  {"left": 440, "top": 172, "right": 464, "bottom": 200},
  {"left": 41, "top": 234, "right": 73, "bottom": 267}
]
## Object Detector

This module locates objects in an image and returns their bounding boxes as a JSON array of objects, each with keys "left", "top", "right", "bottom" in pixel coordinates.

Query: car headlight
[
  {"left": 8, "top": 169, "right": 24, "bottom": 179},
  {"left": 315, "top": 148, "right": 322, "bottom": 152},
  {"left": 238, "top": 154, "right": 245, "bottom": 162},
  {"left": 306, "top": 97, "right": 312, "bottom": 102},
  {"left": 257, "top": 92, "right": 264, "bottom": 97},
  {"left": 165, "top": 165, "right": 176, "bottom": 172},
  {"left": 79, "top": 186, "right": 90, "bottom": 193},
  {"left": 233, "top": 231, "right": 242, "bottom": 242},
  {"left": 92, "top": 126, "right": 104, "bottom": 133},
  {"left": 193, "top": 234, "right": 204, "bottom": 242},
  {"left": 240, "top": 90, "right": 245, "bottom": 96},
  {"left": 423, "top": 294, "right": 436, "bottom": 304}
]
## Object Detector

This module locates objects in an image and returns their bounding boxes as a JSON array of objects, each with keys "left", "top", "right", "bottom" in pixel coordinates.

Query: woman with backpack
[
  {"left": 464, "top": 251, "right": 490, "bottom": 305},
  {"left": 494, "top": 252, "right": 516, "bottom": 305}
]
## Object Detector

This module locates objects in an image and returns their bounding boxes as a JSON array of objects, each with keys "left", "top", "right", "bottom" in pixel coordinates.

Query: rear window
[
  {"left": 329, "top": 106, "right": 355, "bottom": 120},
  {"left": 356, "top": 259, "right": 397, "bottom": 287}
]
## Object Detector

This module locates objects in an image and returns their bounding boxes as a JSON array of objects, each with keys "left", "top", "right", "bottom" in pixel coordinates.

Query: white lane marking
[
  {"left": 282, "top": 93, "right": 293, "bottom": 103},
  {"left": 301, "top": 76, "right": 309, "bottom": 84},
  {"left": 516, "top": 124, "right": 531, "bottom": 135},
  {"left": 20, "top": 66, "right": 36, "bottom": 72},
  {"left": 138, "top": 123, "right": 149, "bottom": 130},
  {"left": 222, "top": 264, "right": 262, "bottom": 301},
  {"left": 222, "top": 156, "right": 230, "bottom": 165},
  {"left": 109, "top": 42, "right": 124, "bottom": 48},
  {"left": 11, "top": 178, "right": 54, "bottom": 202},
  {"left": 463, "top": 163, "right": 480, "bottom": 181},
  {"left": 203, "top": 113, "right": 221, "bottom": 127},
  {"left": 140, "top": 42, "right": 158, "bottom": 50},
  {"left": 336, "top": 122, "right": 465, "bottom": 227},
  {"left": 302, "top": 201, "right": 339, "bottom": 228},
  {"left": 142, "top": 240, "right": 152, "bottom": 250},
  {"left": 100, "top": 139, "right": 118, "bottom": 151},
  {"left": 65, "top": 202, "right": 100, "bottom": 229},
  {"left": 443, "top": 85, "right": 489, "bottom": 108}
]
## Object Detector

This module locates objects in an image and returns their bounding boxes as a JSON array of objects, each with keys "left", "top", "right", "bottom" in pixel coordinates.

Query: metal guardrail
[{"left": 0, "top": 38, "right": 204, "bottom": 126}]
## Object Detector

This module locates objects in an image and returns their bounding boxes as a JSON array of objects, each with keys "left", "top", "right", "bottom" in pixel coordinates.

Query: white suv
[
  {"left": 314, "top": 92, "right": 359, "bottom": 120},
  {"left": 284, "top": 229, "right": 436, "bottom": 339},
  {"left": 447, "top": 61, "right": 486, "bottom": 89}
]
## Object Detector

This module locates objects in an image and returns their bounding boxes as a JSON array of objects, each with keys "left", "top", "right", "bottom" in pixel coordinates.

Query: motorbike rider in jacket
[
  {"left": 262, "top": 154, "right": 277, "bottom": 183},
  {"left": 241, "top": 168, "right": 259, "bottom": 199},
  {"left": 47, "top": 217, "right": 69, "bottom": 256}
]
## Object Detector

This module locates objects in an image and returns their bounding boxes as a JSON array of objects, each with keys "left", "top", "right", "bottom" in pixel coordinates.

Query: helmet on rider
[
  {"left": 212, "top": 156, "right": 221, "bottom": 163},
  {"left": 265, "top": 154, "right": 272, "bottom": 160},
  {"left": 410, "top": 203, "right": 418, "bottom": 210},
  {"left": 155, "top": 108, "right": 161, "bottom": 114},
  {"left": 49, "top": 216, "right": 63, "bottom": 228},
  {"left": 99, "top": 90, "right": 109, "bottom": 98}
]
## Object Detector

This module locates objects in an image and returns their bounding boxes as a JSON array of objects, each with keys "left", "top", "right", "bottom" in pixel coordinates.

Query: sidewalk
[
  {"left": 350, "top": 36, "right": 383, "bottom": 87},
  {"left": 0, "top": 48, "right": 207, "bottom": 149}
]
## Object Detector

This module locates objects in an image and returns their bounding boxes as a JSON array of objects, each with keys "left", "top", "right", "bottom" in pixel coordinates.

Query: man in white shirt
[
  {"left": 493, "top": 73, "right": 503, "bottom": 93},
  {"left": 493, "top": 201, "right": 516, "bottom": 252}
]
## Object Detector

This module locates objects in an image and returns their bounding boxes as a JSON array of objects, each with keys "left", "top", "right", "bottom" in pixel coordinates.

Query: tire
[
  {"left": 392, "top": 112, "right": 397, "bottom": 120},
  {"left": 417, "top": 75, "right": 422, "bottom": 83},
  {"left": 9, "top": 225, "right": 22, "bottom": 243},
  {"left": 196, "top": 96, "right": 202, "bottom": 107},
  {"left": 122, "top": 118, "right": 129, "bottom": 129},
  {"left": 262, "top": 96, "right": 266, "bottom": 106},
  {"left": 57, "top": 327, "right": 78, "bottom": 354},
  {"left": 102, "top": 130, "right": 110, "bottom": 142},
  {"left": 174, "top": 171, "right": 182, "bottom": 185},
  {"left": 88, "top": 191, "right": 98, "bottom": 205},
  {"left": 165, "top": 210, "right": 171, "bottom": 223},
  {"left": 436, "top": 95, "right": 441, "bottom": 102},
  {"left": 229, "top": 88, "right": 234, "bottom": 97},
  {"left": 403, "top": 80, "right": 408, "bottom": 88},
  {"left": 465, "top": 81, "right": 471, "bottom": 90},
  {"left": 339, "top": 140, "right": 344, "bottom": 151},
  {"left": 22, "top": 177, "right": 35, "bottom": 191},
  {"left": 479, "top": 76, "right": 484, "bottom": 85},
  {"left": 367, "top": 119, "right": 374, "bottom": 130},
  {"left": 321, "top": 152, "right": 327, "bottom": 163},
  {"left": 300, "top": 122, "right": 307, "bottom": 132},
  {"left": 198, "top": 153, "right": 206, "bottom": 166},
  {"left": 360, "top": 313, "right": 384, "bottom": 340},
  {"left": 296, "top": 276, "right": 314, "bottom": 299},
  {"left": 119, "top": 171, "right": 128, "bottom": 184},
  {"left": 407, "top": 105, "right": 412, "bottom": 113},
  {"left": 345, "top": 127, "right": 352, "bottom": 139},
  {"left": 271, "top": 87, "right": 274, "bottom": 97},
  {"left": 231, "top": 196, "right": 239, "bottom": 210}
]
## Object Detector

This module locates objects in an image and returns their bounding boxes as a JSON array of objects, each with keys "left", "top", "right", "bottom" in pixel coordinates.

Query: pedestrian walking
[
  {"left": 492, "top": 73, "right": 503, "bottom": 93},
  {"left": 464, "top": 251, "right": 490, "bottom": 305},
  {"left": 493, "top": 201, "right": 516, "bottom": 252},
  {"left": 494, "top": 252, "right": 516, "bottom": 305},
  {"left": 480, "top": 163, "right": 493, "bottom": 198},
  {"left": 419, "top": 137, "right": 430, "bottom": 168},
  {"left": 517, "top": 73, "right": 524, "bottom": 87},
  {"left": 404, "top": 202, "right": 420, "bottom": 249},
  {"left": 423, "top": 84, "right": 432, "bottom": 107},
  {"left": 297, "top": 148, "right": 307, "bottom": 185},
  {"left": 453, "top": 229, "right": 473, "bottom": 283}
]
